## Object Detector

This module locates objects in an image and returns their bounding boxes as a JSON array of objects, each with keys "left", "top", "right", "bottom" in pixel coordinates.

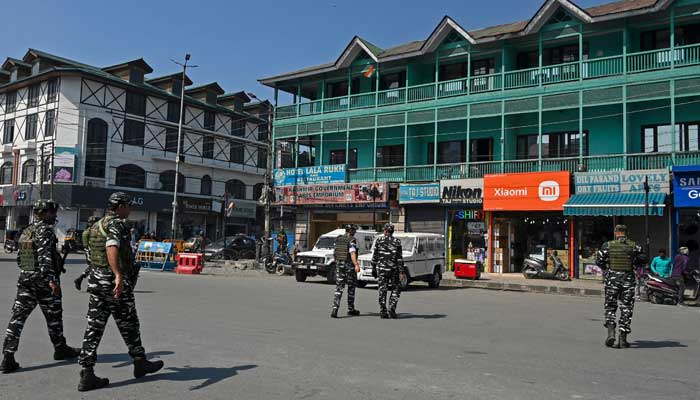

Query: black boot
[
  {"left": 618, "top": 332, "right": 630, "bottom": 349},
  {"left": 347, "top": 309, "right": 360, "bottom": 317},
  {"left": 388, "top": 309, "right": 398, "bottom": 319},
  {"left": 54, "top": 343, "right": 81, "bottom": 360},
  {"left": 380, "top": 311, "right": 389, "bottom": 319},
  {"left": 74, "top": 276, "right": 84, "bottom": 291},
  {"left": 78, "top": 367, "right": 109, "bottom": 392},
  {"left": 605, "top": 326, "right": 616, "bottom": 348},
  {"left": 133, "top": 357, "right": 164, "bottom": 378},
  {"left": 330, "top": 309, "right": 338, "bottom": 319},
  {"left": 0, "top": 353, "right": 19, "bottom": 374}
]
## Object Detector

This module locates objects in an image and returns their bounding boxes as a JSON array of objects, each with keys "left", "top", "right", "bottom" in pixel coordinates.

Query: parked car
[
  {"left": 293, "top": 228, "right": 376, "bottom": 283},
  {"left": 357, "top": 232, "right": 446, "bottom": 289},
  {"left": 204, "top": 235, "right": 256, "bottom": 261}
]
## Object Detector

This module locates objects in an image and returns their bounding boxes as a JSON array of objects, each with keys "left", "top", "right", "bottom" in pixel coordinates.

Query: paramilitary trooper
[
  {"left": 596, "top": 224, "right": 645, "bottom": 349},
  {"left": 1, "top": 200, "right": 80, "bottom": 374},
  {"left": 77, "top": 192, "right": 163, "bottom": 391},
  {"left": 330, "top": 224, "right": 361, "bottom": 318},
  {"left": 74, "top": 216, "right": 100, "bottom": 291},
  {"left": 372, "top": 223, "right": 405, "bottom": 319}
]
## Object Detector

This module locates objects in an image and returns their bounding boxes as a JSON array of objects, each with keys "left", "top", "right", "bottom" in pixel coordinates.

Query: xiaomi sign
[{"left": 483, "top": 172, "right": 570, "bottom": 211}]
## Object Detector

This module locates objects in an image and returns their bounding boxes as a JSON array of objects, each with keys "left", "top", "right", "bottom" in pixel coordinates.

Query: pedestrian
[
  {"left": 672, "top": 247, "right": 689, "bottom": 305},
  {"left": 596, "top": 224, "right": 645, "bottom": 349},
  {"left": 277, "top": 229, "right": 288, "bottom": 254},
  {"left": 0, "top": 200, "right": 80, "bottom": 374},
  {"left": 74, "top": 216, "right": 100, "bottom": 291},
  {"left": 77, "top": 192, "right": 163, "bottom": 392},
  {"left": 650, "top": 249, "right": 672, "bottom": 278},
  {"left": 330, "top": 224, "right": 361, "bottom": 318},
  {"left": 372, "top": 223, "right": 405, "bottom": 319}
]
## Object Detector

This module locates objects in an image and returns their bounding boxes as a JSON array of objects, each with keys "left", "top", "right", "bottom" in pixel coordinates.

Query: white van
[
  {"left": 357, "top": 233, "right": 445, "bottom": 289},
  {"left": 293, "top": 229, "right": 376, "bottom": 283}
]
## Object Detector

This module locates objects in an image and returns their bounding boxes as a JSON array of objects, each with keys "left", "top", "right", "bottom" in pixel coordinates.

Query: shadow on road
[
  {"left": 109, "top": 364, "right": 257, "bottom": 390},
  {"left": 631, "top": 340, "right": 687, "bottom": 349},
  {"left": 13, "top": 359, "right": 74, "bottom": 373},
  {"left": 97, "top": 351, "right": 175, "bottom": 368},
  {"left": 397, "top": 313, "right": 447, "bottom": 320}
]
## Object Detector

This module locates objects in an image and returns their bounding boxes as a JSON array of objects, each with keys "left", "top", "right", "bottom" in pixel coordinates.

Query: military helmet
[
  {"left": 383, "top": 223, "right": 395, "bottom": 234},
  {"left": 198, "top": 230, "right": 204, "bottom": 236},
  {"left": 87, "top": 216, "right": 100, "bottom": 224},
  {"left": 344, "top": 224, "right": 357, "bottom": 232},
  {"left": 108, "top": 192, "right": 132, "bottom": 206},
  {"left": 33, "top": 199, "right": 59, "bottom": 212},
  {"left": 614, "top": 224, "right": 627, "bottom": 233}
]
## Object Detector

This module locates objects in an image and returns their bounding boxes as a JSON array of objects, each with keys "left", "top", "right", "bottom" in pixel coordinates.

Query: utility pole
[
  {"left": 644, "top": 175, "right": 650, "bottom": 261},
  {"left": 39, "top": 144, "right": 45, "bottom": 198},
  {"left": 170, "top": 54, "right": 196, "bottom": 239},
  {"left": 247, "top": 93, "right": 273, "bottom": 240}
]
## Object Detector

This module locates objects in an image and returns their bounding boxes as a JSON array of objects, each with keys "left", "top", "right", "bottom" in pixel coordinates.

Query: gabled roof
[
  {"left": 147, "top": 72, "right": 194, "bottom": 86},
  {"left": 102, "top": 58, "right": 154, "bottom": 74},
  {"left": 260, "top": 0, "right": 679, "bottom": 86},
  {"left": 185, "top": 82, "right": 225, "bottom": 95},
  {"left": 2, "top": 57, "right": 31, "bottom": 70},
  {"left": 218, "top": 91, "right": 251, "bottom": 103}
]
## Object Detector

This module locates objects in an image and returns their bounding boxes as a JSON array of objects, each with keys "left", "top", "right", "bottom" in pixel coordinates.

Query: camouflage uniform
[
  {"left": 373, "top": 235, "right": 404, "bottom": 316},
  {"left": 331, "top": 235, "right": 359, "bottom": 313},
  {"left": 598, "top": 237, "right": 643, "bottom": 334},
  {"left": 78, "top": 213, "right": 145, "bottom": 368},
  {"left": 2, "top": 220, "right": 68, "bottom": 355}
]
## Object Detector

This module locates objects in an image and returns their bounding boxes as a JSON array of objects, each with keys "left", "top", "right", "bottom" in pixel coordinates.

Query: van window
[
  {"left": 417, "top": 238, "right": 425, "bottom": 254},
  {"left": 427, "top": 238, "right": 435, "bottom": 253}
]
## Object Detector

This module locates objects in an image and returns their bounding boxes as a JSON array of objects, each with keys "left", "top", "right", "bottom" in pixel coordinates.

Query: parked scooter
[
  {"left": 645, "top": 267, "right": 700, "bottom": 305},
  {"left": 265, "top": 250, "right": 291, "bottom": 275},
  {"left": 522, "top": 245, "right": 569, "bottom": 281}
]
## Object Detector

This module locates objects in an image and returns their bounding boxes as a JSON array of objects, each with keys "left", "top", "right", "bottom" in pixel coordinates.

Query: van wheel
[
  {"left": 356, "top": 281, "right": 366, "bottom": 288},
  {"left": 326, "top": 265, "right": 336, "bottom": 284},
  {"left": 295, "top": 270, "right": 307, "bottom": 282},
  {"left": 428, "top": 268, "right": 441, "bottom": 288}
]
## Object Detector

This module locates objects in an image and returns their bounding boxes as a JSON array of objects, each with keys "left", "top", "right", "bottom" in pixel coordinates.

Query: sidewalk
[{"left": 442, "top": 271, "right": 604, "bottom": 298}]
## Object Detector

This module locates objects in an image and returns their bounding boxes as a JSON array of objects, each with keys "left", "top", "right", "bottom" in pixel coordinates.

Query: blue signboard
[
  {"left": 137, "top": 241, "right": 173, "bottom": 254},
  {"left": 273, "top": 165, "right": 347, "bottom": 187},
  {"left": 399, "top": 183, "right": 440, "bottom": 204},
  {"left": 673, "top": 166, "right": 700, "bottom": 208}
]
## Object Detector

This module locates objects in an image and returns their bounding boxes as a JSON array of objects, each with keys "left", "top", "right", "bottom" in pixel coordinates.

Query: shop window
[
  {"left": 642, "top": 122, "right": 699, "bottom": 153},
  {"left": 0, "top": 162, "right": 13, "bottom": 184},
  {"left": 200, "top": 175, "right": 212, "bottom": 195},
  {"left": 226, "top": 179, "right": 246, "bottom": 199},
  {"left": 329, "top": 148, "right": 357, "bottom": 168},
  {"left": 516, "top": 131, "right": 588, "bottom": 159},
  {"left": 159, "top": 170, "right": 185, "bottom": 193},
  {"left": 428, "top": 140, "right": 466, "bottom": 164},
  {"left": 21, "top": 159, "right": 36, "bottom": 183},
  {"left": 115, "top": 164, "right": 145, "bottom": 189},
  {"left": 376, "top": 145, "right": 404, "bottom": 167},
  {"left": 469, "top": 138, "right": 493, "bottom": 162},
  {"left": 85, "top": 118, "right": 108, "bottom": 178}
]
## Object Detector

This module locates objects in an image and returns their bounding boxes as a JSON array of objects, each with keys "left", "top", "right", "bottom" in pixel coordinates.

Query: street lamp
[{"left": 247, "top": 92, "right": 273, "bottom": 240}]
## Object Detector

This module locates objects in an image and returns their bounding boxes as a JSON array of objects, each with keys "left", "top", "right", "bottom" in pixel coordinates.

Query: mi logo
[{"left": 538, "top": 181, "right": 560, "bottom": 202}]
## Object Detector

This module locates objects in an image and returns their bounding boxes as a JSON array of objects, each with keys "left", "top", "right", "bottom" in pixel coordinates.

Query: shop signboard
[
  {"left": 273, "top": 165, "right": 346, "bottom": 187},
  {"left": 399, "top": 183, "right": 440, "bottom": 204},
  {"left": 70, "top": 186, "right": 172, "bottom": 212},
  {"left": 179, "top": 197, "right": 212, "bottom": 213},
  {"left": 483, "top": 171, "right": 570, "bottom": 211},
  {"left": 574, "top": 169, "right": 669, "bottom": 194},
  {"left": 440, "top": 179, "right": 484, "bottom": 206},
  {"left": 673, "top": 166, "right": 700, "bottom": 208},
  {"left": 226, "top": 200, "right": 257, "bottom": 219},
  {"left": 274, "top": 182, "right": 387, "bottom": 205},
  {"left": 53, "top": 147, "right": 77, "bottom": 183}
]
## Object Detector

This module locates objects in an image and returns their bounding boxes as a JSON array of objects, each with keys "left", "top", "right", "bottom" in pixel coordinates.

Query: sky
[{"left": 2, "top": 0, "right": 611, "bottom": 103}]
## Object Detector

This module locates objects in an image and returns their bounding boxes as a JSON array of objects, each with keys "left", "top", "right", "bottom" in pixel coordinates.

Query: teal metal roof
[{"left": 563, "top": 192, "right": 666, "bottom": 216}]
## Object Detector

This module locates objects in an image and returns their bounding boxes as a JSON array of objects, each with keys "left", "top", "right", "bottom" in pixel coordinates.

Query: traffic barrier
[
  {"left": 136, "top": 241, "right": 176, "bottom": 271},
  {"left": 175, "top": 253, "right": 204, "bottom": 274}
]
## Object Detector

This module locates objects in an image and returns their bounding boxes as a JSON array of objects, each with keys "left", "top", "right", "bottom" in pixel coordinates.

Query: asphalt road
[{"left": 0, "top": 255, "right": 698, "bottom": 400}]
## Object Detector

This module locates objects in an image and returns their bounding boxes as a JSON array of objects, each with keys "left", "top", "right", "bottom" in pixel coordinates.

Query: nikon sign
[{"left": 439, "top": 179, "right": 484, "bottom": 206}]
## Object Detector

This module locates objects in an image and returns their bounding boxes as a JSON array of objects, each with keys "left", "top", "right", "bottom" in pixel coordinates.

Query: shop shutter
[{"left": 405, "top": 206, "right": 444, "bottom": 235}]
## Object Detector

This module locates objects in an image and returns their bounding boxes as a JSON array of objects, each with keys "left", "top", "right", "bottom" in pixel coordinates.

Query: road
[{"left": 0, "top": 255, "right": 698, "bottom": 400}]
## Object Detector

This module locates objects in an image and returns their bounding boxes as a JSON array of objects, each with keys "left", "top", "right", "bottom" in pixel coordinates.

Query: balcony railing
[
  {"left": 342, "top": 151, "right": 699, "bottom": 183},
  {"left": 276, "top": 43, "right": 700, "bottom": 120}
]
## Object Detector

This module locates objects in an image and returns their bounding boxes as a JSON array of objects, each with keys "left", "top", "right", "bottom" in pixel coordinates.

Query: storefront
[
  {"left": 672, "top": 166, "right": 700, "bottom": 267},
  {"left": 399, "top": 183, "right": 442, "bottom": 234},
  {"left": 564, "top": 169, "right": 670, "bottom": 279},
  {"left": 484, "top": 172, "right": 572, "bottom": 275},
  {"left": 439, "top": 179, "right": 487, "bottom": 270}
]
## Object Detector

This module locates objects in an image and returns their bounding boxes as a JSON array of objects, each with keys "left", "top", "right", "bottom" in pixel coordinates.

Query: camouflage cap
[
  {"left": 614, "top": 224, "right": 627, "bottom": 232},
  {"left": 33, "top": 199, "right": 59, "bottom": 212},
  {"left": 383, "top": 223, "right": 395, "bottom": 234}
]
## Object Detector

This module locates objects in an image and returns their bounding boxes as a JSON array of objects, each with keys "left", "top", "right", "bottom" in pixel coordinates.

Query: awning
[{"left": 563, "top": 192, "right": 666, "bottom": 216}]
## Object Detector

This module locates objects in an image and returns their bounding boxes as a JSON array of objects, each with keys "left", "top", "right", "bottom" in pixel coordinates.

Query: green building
[{"left": 261, "top": 0, "right": 700, "bottom": 279}]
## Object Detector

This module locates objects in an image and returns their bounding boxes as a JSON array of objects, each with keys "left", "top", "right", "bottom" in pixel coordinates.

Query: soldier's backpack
[{"left": 334, "top": 234, "right": 350, "bottom": 263}]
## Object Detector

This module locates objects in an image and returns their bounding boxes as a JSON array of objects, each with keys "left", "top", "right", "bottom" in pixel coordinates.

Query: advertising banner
[
  {"left": 53, "top": 147, "right": 76, "bottom": 183},
  {"left": 274, "top": 182, "right": 387, "bottom": 205},
  {"left": 137, "top": 241, "right": 173, "bottom": 254},
  {"left": 399, "top": 183, "right": 440, "bottom": 204},
  {"left": 273, "top": 165, "right": 346, "bottom": 187},
  {"left": 440, "top": 178, "right": 484, "bottom": 206},
  {"left": 484, "top": 171, "right": 570, "bottom": 211},
  {"left": 574, "top": 169, "right": 669, "bottom": 194},
  {"left": 673, "top": 166, "right": 700, "bottom": 208}
]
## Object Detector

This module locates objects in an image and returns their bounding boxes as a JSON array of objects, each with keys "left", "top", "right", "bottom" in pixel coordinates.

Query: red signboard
[
  {"left": 274, "top": 182, "right": 387, "bottom": 205},
  {"left": 483, "top": 171, "right": 570, "bottom": 211}
]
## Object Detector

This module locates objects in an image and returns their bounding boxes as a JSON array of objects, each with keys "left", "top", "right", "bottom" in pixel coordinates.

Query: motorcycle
[
  {"left": 62, "top": 229, "right": 84, "bottom": 253},
  {"left": 522, "top": 245, "right": 569, "bottom": 281},
  {"left": 265, "top": 250, "right": 291, "bottom": 275},
  {"left": 645, "top": 268, "right": 700, "bottom": 305}
]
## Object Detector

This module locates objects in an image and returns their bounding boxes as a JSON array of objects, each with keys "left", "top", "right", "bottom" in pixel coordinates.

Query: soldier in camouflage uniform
[
  {"left": 0, "top": 200, "right": 80, "bottom": 374},
  {"left": 74, "top": 216, "right": 100, "bottom": 291},
  {"left": 77, "top": 192, "right": 163, "bottom": 392},
  {"left": 372, "top": 224, "right": 405, "bottom": 319},
  {"left": 330, "top": 224, "right": 361, "bottom": 318},
  {"left": 596, "top": 224, "right": 645, "bottom": 349}
]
